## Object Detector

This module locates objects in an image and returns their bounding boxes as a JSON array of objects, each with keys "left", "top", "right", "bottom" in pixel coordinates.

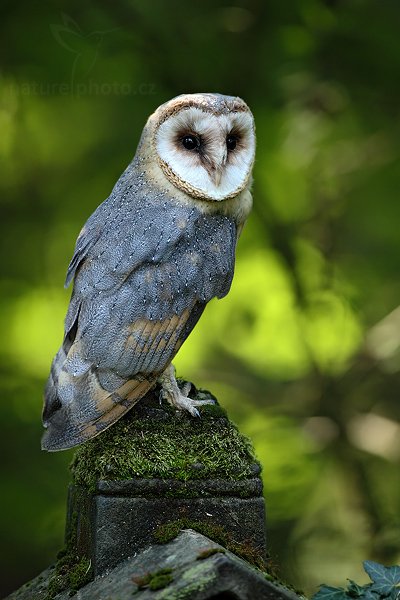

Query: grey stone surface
[
  {"left": 68, "top": 477, "right": 267, "bottom": 575},
  {"left": 5, "top": 530, "right": 305, "bottom": 600}
]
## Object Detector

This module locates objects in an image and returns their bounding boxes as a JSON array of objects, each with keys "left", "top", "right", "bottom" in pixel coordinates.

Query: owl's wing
[
  {"left": 42, "top": 193, "right": 236, "bottom": 451},
  {"left": 43, "top": 302, "right": 206, "bottom": 451},
  {"left": 65, "top": 165, "right": 135, "bottom": 288},
  {"left": 65, "top": 201, "right": 113, "bottom": 287}
]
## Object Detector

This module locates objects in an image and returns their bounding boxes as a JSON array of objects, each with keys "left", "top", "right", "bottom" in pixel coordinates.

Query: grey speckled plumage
[{"left": 42, "top": 93, "right": 255, "bottom": 451}]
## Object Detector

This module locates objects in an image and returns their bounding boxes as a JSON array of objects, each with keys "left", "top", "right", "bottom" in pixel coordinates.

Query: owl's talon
[
  {"left": 158, "top": 389, "right": 164, "bottom": 405},
  {"left": 180, "top": 381, "right": 192, "bottom": 396},
  {"left": 158, "top": 365, "right": 214, "bottom": 417}
]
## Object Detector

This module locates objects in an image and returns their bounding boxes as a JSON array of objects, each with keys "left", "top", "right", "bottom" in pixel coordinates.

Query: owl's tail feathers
[{"left": 41, "top": 357, "right": 155, "bottom": 452}]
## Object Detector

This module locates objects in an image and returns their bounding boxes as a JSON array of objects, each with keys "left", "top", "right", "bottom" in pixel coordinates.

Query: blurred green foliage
[{"left": 1, "top": 0, "right": 400, "bottom": 596}]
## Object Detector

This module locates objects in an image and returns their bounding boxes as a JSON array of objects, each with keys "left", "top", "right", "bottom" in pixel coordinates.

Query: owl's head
[{"left": 144, "top": 93, "right": 255, "bottom": 202}]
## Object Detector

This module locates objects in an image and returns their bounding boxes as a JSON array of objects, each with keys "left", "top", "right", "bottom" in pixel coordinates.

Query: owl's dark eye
[
  {"left": 181, "top": 135, "right": 201, "bottom": 150},
  {"left": 226, "top": 135, "right": 238, "bottom": 151}
]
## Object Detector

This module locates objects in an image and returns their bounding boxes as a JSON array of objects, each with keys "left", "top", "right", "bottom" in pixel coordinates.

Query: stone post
[{"left": 67, "top": 383, "right": 267, "bottom": 576}]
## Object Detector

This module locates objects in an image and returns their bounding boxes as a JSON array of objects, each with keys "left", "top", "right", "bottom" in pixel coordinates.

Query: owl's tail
[{"left": 41, "top": 347, "right": 155, "bottom": 451}]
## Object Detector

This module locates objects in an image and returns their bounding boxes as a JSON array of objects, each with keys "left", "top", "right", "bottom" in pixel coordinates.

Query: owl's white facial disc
[{"left": 155, "top": 106, "right": 255, "bottom": 201}]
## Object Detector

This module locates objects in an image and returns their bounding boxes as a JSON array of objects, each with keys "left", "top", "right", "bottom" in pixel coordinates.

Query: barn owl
[{"left": 42, "top": 93, "right": 255, "bottom": 451}]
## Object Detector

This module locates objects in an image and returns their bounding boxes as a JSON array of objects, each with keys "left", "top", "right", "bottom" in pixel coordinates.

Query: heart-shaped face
[{"left": 153, "top": 93, "right": 255, "bottom": 201}]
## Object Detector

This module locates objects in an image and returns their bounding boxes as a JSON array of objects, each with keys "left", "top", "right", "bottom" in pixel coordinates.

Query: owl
[{"left": 42, "top": 93, "right": 255, "bottom": 451}]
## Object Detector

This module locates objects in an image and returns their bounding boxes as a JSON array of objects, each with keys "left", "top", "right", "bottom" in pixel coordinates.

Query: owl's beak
[
  {"left": 209, "top": 148, "right": 227, "bottom": 187},
  {"left": 210, "top": 167, "right": 223, "bottom": 187}
]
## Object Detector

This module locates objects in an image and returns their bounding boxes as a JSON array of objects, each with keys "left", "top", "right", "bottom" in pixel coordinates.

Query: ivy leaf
[
  {"left": 362, "top": 588, "right": 381, "bottom": 600},
  {"left": 364, "top": 561, "right": 400, "bottom": 597},
  {"left": 312, "top": 585, "right": 351, "bottom": 600},
  {"left": 347, "top": 580, "right": 366, "bottom": 597},
  {"left": 364, "top": 561, "right": 390, "bottom": 583}
]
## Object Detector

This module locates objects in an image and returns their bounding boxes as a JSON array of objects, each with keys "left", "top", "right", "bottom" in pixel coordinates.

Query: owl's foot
[{"left": 158, "top": 364, "right": 214, "bottom": 417}]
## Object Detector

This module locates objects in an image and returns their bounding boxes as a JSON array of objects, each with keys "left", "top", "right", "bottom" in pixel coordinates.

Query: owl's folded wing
[
  {"left": 42, "top": 197, "right": 236, "bottom": 450},
  {"left": 42, "top": 300, "right": 205, "bottom": 451}
]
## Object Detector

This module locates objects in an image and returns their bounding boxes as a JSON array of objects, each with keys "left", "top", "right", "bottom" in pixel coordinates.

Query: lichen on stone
[
  {"left": 151, "top": 560, "right": 217, "bottom": 600},
  {"left": 70, "top": 383, "right": 259, "bottom": 489}
]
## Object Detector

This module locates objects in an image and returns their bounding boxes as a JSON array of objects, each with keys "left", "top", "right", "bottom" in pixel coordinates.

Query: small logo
[{"left": 50, "top": 14, "right": 117, "bottom": 91}]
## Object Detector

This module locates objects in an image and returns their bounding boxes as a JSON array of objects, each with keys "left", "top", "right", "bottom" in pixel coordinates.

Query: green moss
[
  {"left": 153, "top": 520, "right": 186, "bottom": 543},
  {"left": 45, "top": 510, "right": 91, "bottom": 599},
  {"left": 197, "top": 403, "right": 228, "bottom": 418},
  {"left": 70, "top": 385, "right": 257, "bottom": 489},
  {"left": 69, "top": 558, "right": 91, "bottom": 592},
  {"left": 46, "top": 554, "right": 91, "bottom": 599},
  {"left": 153, "top": 519, "right": 267, "bottom": 571},
  {"left": 148, "top": 569, "right": 173, "bottom": 591},
  {"left": 132, "top": 568, "right": 173, "bottom": 591}
]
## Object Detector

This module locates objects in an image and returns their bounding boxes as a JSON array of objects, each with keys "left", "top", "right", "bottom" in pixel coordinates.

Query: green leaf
[
  {"left": 364, "top": 561, "right": 400, "bottom": 597},
  {"left": 363, "top": 592, "right": 380, "bottom": 600},
  {"left": 362, "top": 588, "right": 380, "bottom": 600},
  {"left": 364, "top": 561, "right": 388, "bottom": 584},
  {"left": 312, "top": 585, "right": 350, "bottom": 600},
  {"left": 347, "top": 580, "right": 366, "bottom": 597},
  {"left": 370, "top": 582, "right": 400, "bottom": 598}
]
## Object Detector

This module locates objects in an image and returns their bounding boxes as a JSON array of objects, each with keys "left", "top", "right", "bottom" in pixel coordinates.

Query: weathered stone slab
[{"left": 5, "top": 530, "right": 305, "bottom": 600}]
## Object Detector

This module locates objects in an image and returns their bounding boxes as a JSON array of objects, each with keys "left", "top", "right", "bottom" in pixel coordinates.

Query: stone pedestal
[
  {"left": 65, "top": 384, "right": 267, "bottom": 577},
  {"left": 68, "top": 475, "right": 266, "bottom": 575}
]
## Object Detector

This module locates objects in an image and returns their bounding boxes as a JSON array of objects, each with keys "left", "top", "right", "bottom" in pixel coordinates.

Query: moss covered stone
[
  {"left": 148, "top": 568, "right": 174, "bottom": 591},
  {"left": 70, "top": 383, "right": 259, "bottom": 489},
  {"left": 153, "top": 518, "right": 267, "bottom": 571},
  {"left": 131, "top": 568, "right": 173, "bottom": 592},
  {"left": 6, "top": 530, "right": 302, "bottom": 600},
  {"left": 44, "top": 509, "right": 91, "bottom": 599}
]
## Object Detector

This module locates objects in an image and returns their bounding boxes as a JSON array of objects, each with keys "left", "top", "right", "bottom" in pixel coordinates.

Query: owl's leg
[{"left": 158, "top": 364, "right": 214, "bottom": 417}]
